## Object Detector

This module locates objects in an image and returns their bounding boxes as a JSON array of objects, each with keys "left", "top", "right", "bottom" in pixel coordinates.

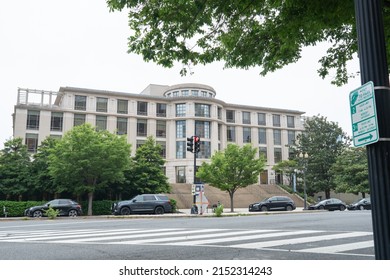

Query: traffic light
[
  {"left": 186, "top": 136, "right": 194, "bottom": 153},
  {"left": 194, "top": 136, "right": 201, "bottom": 153}
]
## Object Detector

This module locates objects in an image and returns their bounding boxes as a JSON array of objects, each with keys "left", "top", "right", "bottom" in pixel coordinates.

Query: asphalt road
[{"left": 0, "top": 210, "right": 374, "bottom": 260}]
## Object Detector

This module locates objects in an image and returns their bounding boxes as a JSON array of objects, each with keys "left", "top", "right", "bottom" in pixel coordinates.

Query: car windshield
[{"left": 261, "top": 197, "right": 271, "bottom": 202}]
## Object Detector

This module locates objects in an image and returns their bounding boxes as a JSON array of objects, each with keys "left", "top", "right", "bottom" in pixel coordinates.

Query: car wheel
[
  {"left": 155, "top": 206, "right": 165, "bottom": 215},
  {"left": 286, "top": 205, "right": 293, "bottom": 211},
  {"left": 33, "top": 210, "right": 43, "bottom": 218},
  {"left": 319, "top": 205, "right": 325, "bottom": 210},
  {"left": 120, "top": 207, "right": 131, "bottom": 215},
  {"left": 359, "top": 205, "right": 364, "bottom": 210},
  {"left": 340, "top": 205, "right": 346, "bottom": 211},
  {"left": 260, "top": 205, "right": 268, "bottom": 212},
  {"left": 68, "top": 209, "right": 78, "bottom": 217}
]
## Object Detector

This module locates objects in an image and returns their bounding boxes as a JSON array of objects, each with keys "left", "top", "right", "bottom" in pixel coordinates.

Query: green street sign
[{"left": 349, "top": 81, "right": 379, "bottom": 147}]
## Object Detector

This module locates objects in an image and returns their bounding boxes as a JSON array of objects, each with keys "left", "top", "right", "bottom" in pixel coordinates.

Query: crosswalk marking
[
  {"left": 50, "top": 228, "right": 226, "bottom": 243},
  {"left": 0, "top": 228, "right": 374, "bottom": 257},
  {"left": 107, "top": 229, "right": 278, "bottom": 245},
  {"left": 296, "top": 240, "right": 374, "bottom": 254},
  {"left": 229, "top": 231, "right": 372, "bottom": 249},
  {"left": 162, "top": 230, "right": 320, "bottom": 246}
]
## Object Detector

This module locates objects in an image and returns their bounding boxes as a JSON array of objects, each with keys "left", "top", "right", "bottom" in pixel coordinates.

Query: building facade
[{"left": 13, "top": 83, "right": 305, "bottom": 185}]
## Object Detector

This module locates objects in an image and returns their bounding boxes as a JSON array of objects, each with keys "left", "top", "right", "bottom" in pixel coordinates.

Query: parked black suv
[
  {"left": 249, "top": 196, "right": 296, "bottom": 212},
  {"left": 112, "top": 194, "right": 172, "bottom": 215},
  {"left": 24, "top": 199, "right": 82, "bottom": 217}
]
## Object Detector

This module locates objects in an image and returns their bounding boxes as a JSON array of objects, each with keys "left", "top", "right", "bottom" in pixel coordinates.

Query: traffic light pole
[{"left": 355, "top": 0, "right": 390, "bottom": 259}]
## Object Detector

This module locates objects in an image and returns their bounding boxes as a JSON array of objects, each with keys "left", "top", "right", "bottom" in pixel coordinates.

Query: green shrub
[
  {"left": 214, "top": 204, "right": 224, "bottom": 217},
  {"left": 44, "top": 207, "right": 60, "bottom": 219},
  {"left": 170, "top": 198, "right": 177, "bottom": 212}
]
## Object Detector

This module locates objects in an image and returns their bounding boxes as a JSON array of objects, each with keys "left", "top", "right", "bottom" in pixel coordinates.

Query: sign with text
[{"left": 349, "top": 81, "right": 379, "bottom": 147}]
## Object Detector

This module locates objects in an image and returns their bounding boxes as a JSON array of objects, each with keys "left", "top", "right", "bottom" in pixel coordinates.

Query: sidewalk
[{"left": 176, "top": 207, "right": 305, "bottom": 216}]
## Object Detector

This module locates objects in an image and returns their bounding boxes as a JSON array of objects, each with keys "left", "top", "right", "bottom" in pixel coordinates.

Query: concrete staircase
[{"left": 166, "top": 184, "right": 304, "bottom": 210}]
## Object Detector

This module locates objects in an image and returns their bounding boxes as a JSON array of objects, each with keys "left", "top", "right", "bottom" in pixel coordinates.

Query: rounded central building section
[{"left": 163, "top": 83, "right": 216, "bottom": 98}]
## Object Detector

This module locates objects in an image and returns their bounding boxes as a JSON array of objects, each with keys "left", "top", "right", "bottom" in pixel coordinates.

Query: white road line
[
  {"left": 0, "top": 228, "right": 174, "bottom": 242},
  {"left": 296, "top": 240, "right": 374, "bottom": 254},
  {"left": 0, "top": 229, "right": 109, "bottom": 240},
  {"left": 229, "top": 231, "right": 373, "bottom": 249},
  {"left": 49, "top": 228, "right": 226, "bottom": 243},
  {"left": 106, "top": 229, "right": 278, "bottom": 245},
  {"left": 163, "top": 230, "right": 321, "bottom": 246}
]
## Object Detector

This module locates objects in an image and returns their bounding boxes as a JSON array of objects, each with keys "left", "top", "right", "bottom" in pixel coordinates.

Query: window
[
  {"left": 288, "top": 130, "right": 296, "bottom": 145},
  {"left": 273, "top": 129, "right": 282, "bottom": 145},
  {"left": 75, "top": 95, "right": 87, "bottom": 110},
  {"left": 258, "top": 113, "right": 266, "bottom": 125},
  {"left": 136, "top": 140, "right": 145, "bottom": 149},
  {"left": 117, "top": 99, "right": 128, "bottom": 114},
  {"left": 137, "top": 101, "right": 148, "bottom": 115},
  {"left": 96, "top": 115, "right": 107, "bottom": 131},
  {"left": 218, "top": 124, "right": 222, "bottom": 141},
  {"left": 195, "top": 121, "right": 210, "bottom": 138},
  {"left": 191, "top": 90, "right": 199, "bottom": 96},
  {"left": 197, "top": 141, "right": 211, "bottom": 159},
  {"left": 217, "top": 107, "right": 222, "bottom": 120},
  {"left": 259, "top": 147, "right": 267, "bottom": 161},
  {"left": 50, "top": 112, "right": 63, "bottom": 131},
  {"left": 25, "top": 133, "right": 38, "bottom": 153},
  {"left": 176, "top": 141, "right": 186, "bottom": 159},
  {"left": 274, "top": 147, "right": 282, "bottom": 163},
  {"left": 50, "top": 135, "right": 62, "bottom": 140},
  {"left": 26, "top": 110, "right": 40, "bottom": 130},
  {"left": 156, "top": 120, "right": 166, "bottom": 137},
  {"left": 96, "top": 97, "right": 108, "bottom": 112},
  {"left": 243, "top": 127, "right": 251, "bottom": 143},
  {"left": 227, "top": 126, "right": 236, "bottom": 142},
  {"left": 157, "top": 141, "right": 166, "bottom": 158},
  {"left": 226, "top": 110, "right": 235, "bottom": 123},
  {"left": 242, "top": 111, "right": 251, "bottom": 124},
  {"left": 176, "top": 166, "right": 186, "bottom": 183},
  {"left": 287, "top": 116, "right": 295, "bottom": 128},
  {"left": 176, "top": 103, "right": 186, "bottom": 117},
  {"left": 137, "top": 119, "right": 147, "bottom": 136},
  {"left": 156, "top": 103, "right": 167, "bottom": 117},
  {"left": 176, "top": 120, "right": 186, "bottom": 138},
  {"left": 74, "top": 114, "right": 86, "bottom": 126},
  {"left": 258, "top": 128, "right": 267, "bottom": 144},
  {"left": 117, "top": 117, "right": 128, "bottom": 135},
  {"left": 273, "top": 114, "right": 281, "bottom": 127},
  {"left": 195, "top": 103, "right": 210, "bottom": 117}
]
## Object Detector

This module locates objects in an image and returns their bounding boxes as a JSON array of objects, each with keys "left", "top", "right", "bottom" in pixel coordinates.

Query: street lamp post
[{"left": 299, "top": 152, "right": 309, "bottom": 210}]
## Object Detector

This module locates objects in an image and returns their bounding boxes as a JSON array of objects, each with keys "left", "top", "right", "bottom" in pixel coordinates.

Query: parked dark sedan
[
  {"left": 249, "top": 196, "right": 296, "bottom": 212},
  {"left": 308, "top": 198, "right": 346, "bottom": 211},
  {"left": 112, "top": 194, "right": 172, "bottom": 215},
  {"left": 24, "top": 199, "right": 82, "bottom": 217},
  {"left": 347, "top": 197, "right": 371, "bottom": 210}
]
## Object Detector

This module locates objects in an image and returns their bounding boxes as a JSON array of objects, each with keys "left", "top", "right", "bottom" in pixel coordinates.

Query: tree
[
  {"left": 127, "top": 136, "right": 171, "bottom": 195},
  {"left": 272, "top": 159, "right": 298, "bottom": 188},
  {"left": 106, "top": 0, "right": 390, "bottom": 86},
  {"left": 29, "top": 137, "right": 60, "bottom": 200},
  {"left": 331, "top": 147, "right": 369, "bottom": 197},
  {"left": 48, "top": 124, "right": 131, "bottom": 215},
  {"left": 295, "top": 115, "right": 350, "bottom": 199},
  {"left": 0, "top": 138, "right": 31, "bottom": 200},
  {"left": 196, "top": 144, "right": 265, "bottom": 212}
]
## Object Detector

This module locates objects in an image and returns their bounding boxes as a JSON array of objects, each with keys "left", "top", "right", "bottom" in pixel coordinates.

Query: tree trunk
[
  {"left": 229, "top": 191, "right": 234, "bottom": 212},
  {"left": 87, "top": 192, "right": 93, "bottom": 216}
]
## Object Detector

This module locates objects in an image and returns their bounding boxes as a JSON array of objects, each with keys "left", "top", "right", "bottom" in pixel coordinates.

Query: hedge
[{"left": 0, "top": 198, "right": 177, "bottom": 217}]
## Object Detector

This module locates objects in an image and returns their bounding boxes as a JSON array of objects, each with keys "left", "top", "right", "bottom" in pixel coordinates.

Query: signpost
[{"left": 349, "top": 81, "right": 379, "bottom": 147}]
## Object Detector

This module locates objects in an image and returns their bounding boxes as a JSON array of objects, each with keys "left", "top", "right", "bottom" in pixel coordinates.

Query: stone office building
[{"left": 13, "top": 83, "right": 305, "bottom": 185}]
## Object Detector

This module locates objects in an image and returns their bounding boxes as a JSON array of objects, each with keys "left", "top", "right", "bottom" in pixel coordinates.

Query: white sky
[{"left": 0, "top": 0, "right": 362, "bottom": 149}]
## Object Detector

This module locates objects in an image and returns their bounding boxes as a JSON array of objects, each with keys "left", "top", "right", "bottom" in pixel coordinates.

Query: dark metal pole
[{"left": 355, "top": 0, "right": 390, "bottom": 259}]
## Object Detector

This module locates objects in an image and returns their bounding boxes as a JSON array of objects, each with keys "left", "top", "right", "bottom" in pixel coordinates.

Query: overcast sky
[{"left": 0, "top": 0, "right": 362, "bottom": 149}]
